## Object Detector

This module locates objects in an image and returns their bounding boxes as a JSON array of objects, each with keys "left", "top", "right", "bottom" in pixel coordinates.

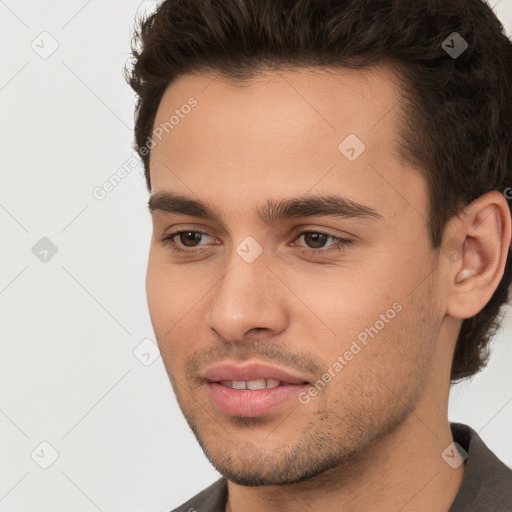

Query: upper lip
[{"left": 203, "top": 362, "right": 310, "bottom": 384}]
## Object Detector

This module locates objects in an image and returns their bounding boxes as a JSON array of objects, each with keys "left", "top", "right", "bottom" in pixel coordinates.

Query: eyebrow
[{"left": 148, "top": 191, "right": 382, "bottom": 224}]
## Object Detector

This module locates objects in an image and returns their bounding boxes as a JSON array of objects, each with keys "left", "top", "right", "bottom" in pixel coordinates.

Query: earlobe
[{"left": 446, "top": 192, "right": 511, "bottom": 319}]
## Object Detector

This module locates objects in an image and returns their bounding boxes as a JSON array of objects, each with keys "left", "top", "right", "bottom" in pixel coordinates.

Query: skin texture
[{"left": 145, "top": 66, "right": 511, "bottom": 512}]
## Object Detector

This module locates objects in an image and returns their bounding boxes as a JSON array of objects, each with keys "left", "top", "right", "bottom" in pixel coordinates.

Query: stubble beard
[{"left": 173, "top": 375, "right": 426, "bottom": 487}]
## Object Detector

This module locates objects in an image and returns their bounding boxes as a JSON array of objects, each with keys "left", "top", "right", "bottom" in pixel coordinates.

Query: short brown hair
[{"left": 125, "top": 0, "right": 512, "bottom": 381}]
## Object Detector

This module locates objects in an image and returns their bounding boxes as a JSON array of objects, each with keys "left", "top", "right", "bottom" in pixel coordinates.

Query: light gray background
[{"left": 1, "top": 1, "right": 511, "bottom": 511}]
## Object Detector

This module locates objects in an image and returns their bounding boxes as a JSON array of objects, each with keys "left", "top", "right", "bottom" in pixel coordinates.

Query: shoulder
[
  {"left": 169, "top": 477, "right": 228, "bottom": 512},
  {"left": 449, "top": 422, "right": 512, "bottom": 511}
]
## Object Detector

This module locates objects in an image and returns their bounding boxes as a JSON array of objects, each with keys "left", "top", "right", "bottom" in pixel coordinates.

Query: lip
[
  {"left": 203, "top": 362, "right": 310, "bottom": 385},
  {"left": 203, "top": 362, "right": 310, "bottom": 417}
]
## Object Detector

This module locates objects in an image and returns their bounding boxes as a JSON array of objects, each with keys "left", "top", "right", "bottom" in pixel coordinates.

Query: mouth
[
  {"left": 203, "top": 361, "right": 310, "bottom": 385},
  {"left": 219, "top": 379, "right": 296, "bottom": 389},
  {"left": 203, "top": 362, "right": 310, "bottom": 417}
]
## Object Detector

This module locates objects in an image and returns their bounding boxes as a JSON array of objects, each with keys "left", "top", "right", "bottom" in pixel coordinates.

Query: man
[{"left": 125, "top": 0, "right": 512, "bottom": 510}]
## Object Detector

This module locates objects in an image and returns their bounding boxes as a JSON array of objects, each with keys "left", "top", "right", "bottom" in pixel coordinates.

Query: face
[{"left": 146, "top": 66, "right": 445, "bottom": 485}]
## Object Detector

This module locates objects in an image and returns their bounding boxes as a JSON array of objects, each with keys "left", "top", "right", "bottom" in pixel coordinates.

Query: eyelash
[{"left": 161, "top": 230, "right": 353, "bottom": 256}]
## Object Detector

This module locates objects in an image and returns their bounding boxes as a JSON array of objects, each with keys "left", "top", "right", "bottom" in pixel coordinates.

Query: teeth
[
  {"left": 219, "top": 379, "right": 282, "bottom": 389},
  {"left": 246, "top": 379, "right": 266, "bottom": 390},
  {"left": 266, "top": 378, "right": 280, "bottom": 388}
]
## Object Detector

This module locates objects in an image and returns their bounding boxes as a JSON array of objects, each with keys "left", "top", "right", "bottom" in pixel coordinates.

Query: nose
[{"left": 206, "top": 254, "right": 290, "bottom": 342}]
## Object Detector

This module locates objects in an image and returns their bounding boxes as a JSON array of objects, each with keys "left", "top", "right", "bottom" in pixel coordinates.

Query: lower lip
[{"left": 207, "top": 382, "right": 308, "bottom": 417}]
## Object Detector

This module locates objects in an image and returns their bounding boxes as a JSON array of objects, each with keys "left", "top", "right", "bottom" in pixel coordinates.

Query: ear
[{"left": 444, "top": 191, "right": 511, "bottom": 319}]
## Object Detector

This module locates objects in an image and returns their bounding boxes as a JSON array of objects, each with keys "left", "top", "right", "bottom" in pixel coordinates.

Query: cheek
[
  {"left": 146, "top": 257, "right": 185, "bottom": 350},
  {"left": 145, "top": 253, "right": 168, "bottom": 330},
  {"left": 293, "top": 268, "right": 400, "bottom": 339},
  {"left": 145, "top": 255, "right": 213, "bottom": 365},
  {"left": 319, "top": 301, "right": 434, "bottom": 414},
  {"left": 146, "top": 252, "right": 203, "bottom": 327},
  {"left": 313, "top": 246, "right": 433, "bottom": 341},
  {"left": 300, "top": 269, "right": 436, "bottom": 385}
]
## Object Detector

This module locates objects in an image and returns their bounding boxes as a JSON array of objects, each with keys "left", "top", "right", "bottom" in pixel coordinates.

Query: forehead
[
  {"left": 148, "top": 65, "right": 427, "bottom": 226},
  {"left": 151, "top": 65, "right": 405, "bottom": 156}
]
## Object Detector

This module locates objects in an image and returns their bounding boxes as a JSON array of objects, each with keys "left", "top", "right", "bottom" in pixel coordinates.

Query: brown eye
[
  {"left": 303, "top": 232, "right": 329, "bottom": 249},
  {"left": 292, "top": 231, "right": 354, "bottom": 255},
  {"left": 161, "top": 230, "right": 215, "bottom": 254},
  {"left": 178, "top": 231, "right": 203, "bottom": 247}
]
